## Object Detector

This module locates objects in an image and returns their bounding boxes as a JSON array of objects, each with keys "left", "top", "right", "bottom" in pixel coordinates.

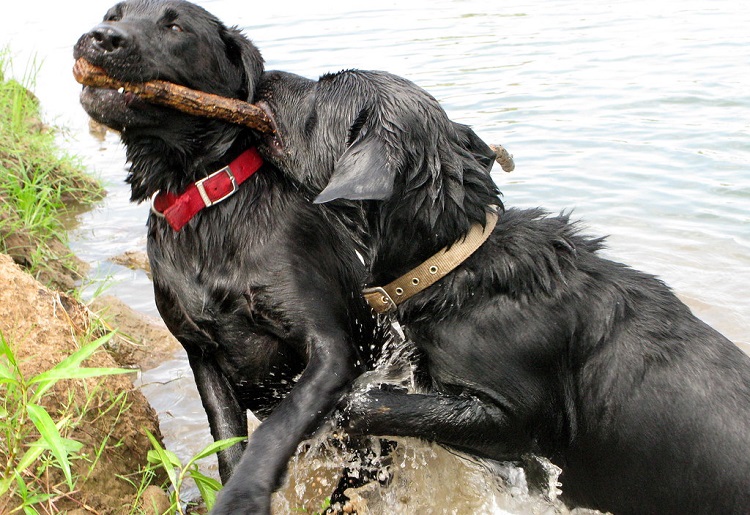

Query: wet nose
[{"left": 88, "top": 23, "right": 131, "bottom": 53}]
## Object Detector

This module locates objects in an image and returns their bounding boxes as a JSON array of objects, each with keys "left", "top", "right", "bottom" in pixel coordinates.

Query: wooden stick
[
  {"left": 73, "top": 58, "right": 515, "bottom": 172},
  {"left": 72, "top": 58, "right": 275, "bottom": 134},
  {"left": 489, "top": 144, "right": 515, "bottom": 173}
]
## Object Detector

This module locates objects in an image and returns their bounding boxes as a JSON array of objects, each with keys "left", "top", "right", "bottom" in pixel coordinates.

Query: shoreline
[{"left": 0, "top": 59, "right": 176, "bottom": 512}]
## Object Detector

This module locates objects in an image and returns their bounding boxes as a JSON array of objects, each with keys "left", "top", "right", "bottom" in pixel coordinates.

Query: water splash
[{"left": 269, "top": 335, "right": 597, "bottom": 514}]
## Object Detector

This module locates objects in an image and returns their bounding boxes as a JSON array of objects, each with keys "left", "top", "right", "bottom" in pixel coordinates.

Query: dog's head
[
  {"left": 74, "top": 0, "right": 264, "bottom": 201},
  {"left": 74, "top": 0, "right": 262, "bottom": 133},
  {"left": 256, "top": 69, "right": 499, "bottom": 214}
]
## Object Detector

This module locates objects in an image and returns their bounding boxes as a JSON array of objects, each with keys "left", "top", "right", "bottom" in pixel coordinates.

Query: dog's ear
[
  {"left": 452, "top": 122, "right": 496, "bottom": 173},
  {"left": 221, "top": 26, "right": 264, "bottom": 101},
  {"left": 314, "top": 107, "right": 397, "bottom": 203}
]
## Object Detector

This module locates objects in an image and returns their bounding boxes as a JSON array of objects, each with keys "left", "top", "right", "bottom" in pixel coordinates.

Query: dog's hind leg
[{"left": 187, "top": 353, "right": 248, "bottom": 482}]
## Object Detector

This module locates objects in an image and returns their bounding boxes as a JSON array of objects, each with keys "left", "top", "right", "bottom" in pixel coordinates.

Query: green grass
[
  {"left": 0, "top": 330, "right": 131, "bottom": 514},
  {"left": 0, "top": 48, "right": 103, "bottom": 285}
]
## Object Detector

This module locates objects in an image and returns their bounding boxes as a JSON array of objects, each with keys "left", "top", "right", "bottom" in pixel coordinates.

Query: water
[{"left": 2, "top": 0, "right": 749, "bottom": 512}]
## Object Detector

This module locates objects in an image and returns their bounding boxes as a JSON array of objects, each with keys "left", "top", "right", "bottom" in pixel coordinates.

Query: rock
[
  {"left": 110, "top": 249, "right": 151, "bottom": 276},
  {"left": 140, "top": 485, "right": 173, "bottom": 514}
]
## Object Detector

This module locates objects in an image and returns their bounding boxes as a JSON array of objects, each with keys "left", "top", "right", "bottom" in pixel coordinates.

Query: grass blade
[
  {"left": 26, "top": 403, "right": 82, "bottom": 490},
  {"left": 29, "top": 332, "right": 122, "bottom": 400},
  {"left": 190, "top": 436, "right": 246, "bottom": 463},
  {"left": 144, "top": 429, "right": 179, "bottom": 487}
]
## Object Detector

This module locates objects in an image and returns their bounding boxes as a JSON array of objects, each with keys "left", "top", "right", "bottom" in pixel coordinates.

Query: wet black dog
[
  {"left": 255, "top": 68, "right": 750, "bottom": 514},
  {"left": 74, "top": 2, "right": 387, "bottom": 513}
]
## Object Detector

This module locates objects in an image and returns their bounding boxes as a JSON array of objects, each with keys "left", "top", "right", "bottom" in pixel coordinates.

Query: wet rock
[{"left": 110, "top": 249, "right": 151, "bottom": 276}]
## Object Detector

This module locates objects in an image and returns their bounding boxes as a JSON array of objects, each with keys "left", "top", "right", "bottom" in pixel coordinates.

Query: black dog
[
  {"left": 255, "top": 68, "right": 750, "bottom": 514},
  {"left": 74, "top": 2, "right": 389, "bottom": 513}
]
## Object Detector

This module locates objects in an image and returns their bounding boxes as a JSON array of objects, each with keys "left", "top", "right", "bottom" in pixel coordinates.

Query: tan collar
[{"left": 363, "top": 208, "right": 499, "bottom": 314}]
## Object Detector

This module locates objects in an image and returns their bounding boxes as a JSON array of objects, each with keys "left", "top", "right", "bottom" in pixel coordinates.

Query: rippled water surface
[{"left": 3, "top": 0, "right": 749, "bottom": 512}]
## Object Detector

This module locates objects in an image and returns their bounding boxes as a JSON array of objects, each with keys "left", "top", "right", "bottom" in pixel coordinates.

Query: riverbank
[{"left": 0, "top": 55, "right": 175, "bottom": 514}]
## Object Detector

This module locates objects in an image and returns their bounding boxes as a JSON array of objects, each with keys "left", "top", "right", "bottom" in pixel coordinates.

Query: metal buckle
[
  {"left": 195, "top": 166, "right": 237, "bottom": 207},
  {"left": 362, "top": 286, "right": 397, "bottom": 313},
  {"left": 150, "top": 190, "right": 165, "bottom": 218}
]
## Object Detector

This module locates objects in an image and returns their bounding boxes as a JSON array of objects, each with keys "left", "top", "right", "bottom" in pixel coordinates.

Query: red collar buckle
[
  {"left": 195, "top": 165, "right": 237, "bottom": 207},
  {"left": 150, "top": 147, "right": 263, "bottom": 231}
]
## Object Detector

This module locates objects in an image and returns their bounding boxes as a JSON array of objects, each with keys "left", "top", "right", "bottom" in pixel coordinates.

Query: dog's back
[{"left": 395, "top": 209, "right": 750, "bottom": 514}]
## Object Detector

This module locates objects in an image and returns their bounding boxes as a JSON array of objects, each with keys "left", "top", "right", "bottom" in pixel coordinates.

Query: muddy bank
[
  {"left": 91, "top": 293, "right": 180, "bottom": 371},
  {"left": 0, "top": 253, "right": 172, "bottom": 513}
]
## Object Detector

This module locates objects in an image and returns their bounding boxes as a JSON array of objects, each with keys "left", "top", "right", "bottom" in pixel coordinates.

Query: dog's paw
[{"left": 212, "top": 484, "right": 271, "bottom": 515}]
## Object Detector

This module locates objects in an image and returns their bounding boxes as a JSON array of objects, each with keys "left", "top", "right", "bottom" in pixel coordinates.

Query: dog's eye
[{"left": 166, "top": 23, "right": 183, "bottom": 32}]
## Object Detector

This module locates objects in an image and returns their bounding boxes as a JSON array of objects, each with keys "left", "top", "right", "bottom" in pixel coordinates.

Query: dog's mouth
[
  {"left": 79, "top": 82, "right": 162, "bottom": 132},
  {"left": 255, "top": 100, "right": 285, "bottom": 157},
  {"left": 82, "top": 84, "right": 143, "bottom": 108},
  {"left": 73, "top": 58, "right": 163, "bottom": 131}
]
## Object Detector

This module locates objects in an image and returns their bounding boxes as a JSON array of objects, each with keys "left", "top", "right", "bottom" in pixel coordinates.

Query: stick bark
[{"left": 73, "top": 58, "right": 275, "bottom": 134}]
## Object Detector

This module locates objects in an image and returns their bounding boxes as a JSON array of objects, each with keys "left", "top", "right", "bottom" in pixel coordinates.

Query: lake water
[{"left": 2, "top": 0, "right": 749, "bottom": 513}]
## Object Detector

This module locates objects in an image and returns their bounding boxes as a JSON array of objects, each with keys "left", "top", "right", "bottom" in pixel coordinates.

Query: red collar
[{"left": 151, "top": 148, "right": 263, "bottom": 231}]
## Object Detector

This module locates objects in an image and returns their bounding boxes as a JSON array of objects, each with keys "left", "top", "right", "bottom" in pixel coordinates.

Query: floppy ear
[
  {"left": 314, "top": 110, "right": 397, "bottom": 204},
  {"left": 221, "top": 26, "right": 264, "bottom": 101}
]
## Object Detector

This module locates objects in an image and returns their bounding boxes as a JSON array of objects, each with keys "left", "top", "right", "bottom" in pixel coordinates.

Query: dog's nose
[{"left": 88, "top": 23, "right": 131, "bottom": 53}]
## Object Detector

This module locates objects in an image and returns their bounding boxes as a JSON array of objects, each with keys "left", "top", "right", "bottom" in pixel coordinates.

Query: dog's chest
[{"left": 146, "top": 211, "right": 292, "bottom": 335}]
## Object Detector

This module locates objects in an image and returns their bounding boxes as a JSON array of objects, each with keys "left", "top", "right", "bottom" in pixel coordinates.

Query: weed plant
[{"left": 144, "top": 432, "right": 245, "bottom": 514}]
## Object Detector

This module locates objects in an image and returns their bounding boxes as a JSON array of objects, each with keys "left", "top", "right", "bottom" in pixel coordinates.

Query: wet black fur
[
  {"left": 256, "top": 68, "right": 750, "bottom": 514},
  {"left": 74, "top": 2, "right": 387, "bottom": 513}
]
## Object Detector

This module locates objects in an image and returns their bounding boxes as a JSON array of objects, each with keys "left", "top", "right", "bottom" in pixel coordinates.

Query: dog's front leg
[
  {"left": 187, "top": 353, "right": 247, "bottom": 483},
  {"left": 211, "top": 327, "right": 359, "bottom": 515},
  {"left": 341, "top": 388, "right": 530, "bottom": 461}
]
